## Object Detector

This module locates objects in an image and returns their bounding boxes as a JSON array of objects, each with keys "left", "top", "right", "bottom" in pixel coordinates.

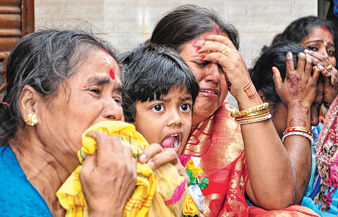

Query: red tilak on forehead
[
  {"left": 109, "top": 69, "right": 115, "bottom": 80},
  {"left": 214, "top": 23, "right": 220, "bottom": 35},
  {"left": 102, "top": 49, "right": 110, "bottom": 55},
  {"left": 322, "top": 25, "right": 329, "bottom": 32}
]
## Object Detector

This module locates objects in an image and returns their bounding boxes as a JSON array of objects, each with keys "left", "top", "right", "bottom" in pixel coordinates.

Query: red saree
[
  {"left": 181, "top": 102, "right": 249, "bottom": 216},
  {"left": 181, "top": 102, "right": 319, "bottom": 217}
]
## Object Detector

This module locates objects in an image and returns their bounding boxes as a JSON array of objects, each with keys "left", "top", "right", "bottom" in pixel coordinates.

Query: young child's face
[{"left": 133, "top": 86, "right": 193, "bottom": 155}]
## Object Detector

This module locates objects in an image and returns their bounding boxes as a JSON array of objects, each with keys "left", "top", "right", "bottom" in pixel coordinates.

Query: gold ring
[
  {"left": 326, "top": 64, "right": 333, "bottom": 71},
  {"left": 221, "top": 48, "right": 228, "bottom": 56}
]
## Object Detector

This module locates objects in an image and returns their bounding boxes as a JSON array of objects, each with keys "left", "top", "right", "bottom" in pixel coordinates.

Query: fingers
[
  {"left": 85, "top": 130, "right": 124, "bottom": 166},
  {"left": 330, "top": 68, "right": 338, "bottom": 86},
  {"left": 312, "top": 66, "right": 320, "bottom": 82},
  {"left": 139, "top": 143, "right": 163, "bottom": 169},
  {"left": 304, "top": 49, "right": 331, "bottom": 65},
  {"left": 194, "top": 41, "right": 234, "bottom": 57},
  {"left": 192, "top": 34, "right": 238, "bottom": 55},
  {"left": 285, "top": 52, "right": 296, "bottom": 75},
  {"left": 81, "top": 152, "right": 96, "bottom": 174},
  {"left": 303, "top": 54, "right": 314, "bottom": 80},
  {"left": 304, "top": 49, "right": 332, "bottom": 77},
  {"left": 139, "top": 143, "right": 178, "bottom": 169},
  {"left": 272, "top": 66, "right": 283, "bottom": 94},
  {"left": 204, "top": 34, "right": 237, "bottom": 50}
]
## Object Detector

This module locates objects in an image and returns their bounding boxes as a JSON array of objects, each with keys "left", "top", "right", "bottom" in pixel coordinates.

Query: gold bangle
[
  {"left": 235, "top": 111, "right": 270, "bottom": 121},
  {"left": 231, "top": 103, "right": 269, "bottom": 118},
  {"left": 283, "top": 126, "right": 312, "bottom": 136},
  {"left": 285, "top": 126, "right": 309, "bottom": 132},
  {"left": 236, "top": 108, "right": 270, "bottom": 118}
]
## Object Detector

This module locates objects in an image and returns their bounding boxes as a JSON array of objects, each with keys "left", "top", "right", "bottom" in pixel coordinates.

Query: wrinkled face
[
  {"left": 133, "top": 87, "right": 193, "bottom": 155},
  {"left": 300, "top": 26, "right": 337, "bottom": 107},
  {"left": 36, "top": 49, "right": 123, "bottom": 154},
  {"left": 179, "top": 32, "right": 228, "bottom": 127}
]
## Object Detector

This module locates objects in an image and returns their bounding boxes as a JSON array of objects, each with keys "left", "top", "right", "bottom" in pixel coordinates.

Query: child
[
  {"left": 121, "top": 43, "right": 199, "bottom": 155},
  {"left": 57, "top": 43, "right": 198, "bottom": 217}
]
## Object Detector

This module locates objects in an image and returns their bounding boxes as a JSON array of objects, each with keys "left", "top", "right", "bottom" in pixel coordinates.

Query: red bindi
[
  {"left": 214, "top": 23, "right": 220, "bottom": 35},
  {"left": 102, "top": 49, "right": 109, "bottom": 55},
  {"left": 322, "top": 26, "right": 329, "bottom": 32},
  {"left": 109, "top": 69, "right": 115, "bottom": 80}
]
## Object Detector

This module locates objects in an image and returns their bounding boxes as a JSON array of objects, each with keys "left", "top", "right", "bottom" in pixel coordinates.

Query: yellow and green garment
[{"left": 56, "top": 121, "right": 187, "bottom": 217}]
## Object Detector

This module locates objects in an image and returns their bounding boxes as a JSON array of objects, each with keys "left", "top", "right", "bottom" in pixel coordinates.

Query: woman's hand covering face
[{"left": 273, "top": 51, "right": 320, "bottom": 109}]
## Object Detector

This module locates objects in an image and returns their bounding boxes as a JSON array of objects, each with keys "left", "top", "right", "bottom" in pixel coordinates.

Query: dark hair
[
  {"left": 250, "top": 42, "right": 305, "bottom": 110},
  {"left": 120, "top": 43, "right": 199, "bottom": 123},
  {"left": 271, "top": 16, "right": 336, "bottom": 45},
  {"left": 0, "top": 29, "right": 118, "bottom": 145},
  {"left": 150, "top": 4, "right": 239, "bottom": 52}
]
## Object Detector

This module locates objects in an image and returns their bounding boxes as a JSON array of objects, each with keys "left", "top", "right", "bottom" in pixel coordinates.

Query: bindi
[
  {"left": 214, "top": 23, "right": 220, "bottom": 35},
  {"left": 109, "top": 69, "right": 115, "bottom": 80},
  {"left": 322, "top": 25, "right": 329, "bottom": 32}
]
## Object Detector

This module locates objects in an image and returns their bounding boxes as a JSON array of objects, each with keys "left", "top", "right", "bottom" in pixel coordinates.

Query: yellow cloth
[{"left": 56, "top": 121, "right": 187, "bottom": 217}]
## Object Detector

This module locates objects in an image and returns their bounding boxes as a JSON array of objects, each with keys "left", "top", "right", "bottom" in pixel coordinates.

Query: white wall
[{"left": 35, "top": 0, "right": 317, "bottom": 67}]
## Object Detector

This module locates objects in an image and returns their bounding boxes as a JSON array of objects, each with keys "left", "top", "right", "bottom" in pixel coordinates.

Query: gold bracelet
[
  {"left": 235, "top": 111, "right": 270, "bottom": 121},
  {"left": 231, "top": 103, "right": 269, "bottom": 118},
  {"left": 235, "top": 108, "right": 270, "bottom": 119},
  {"left": 283, "top": 126, "right": 312, "bottom": 136}
]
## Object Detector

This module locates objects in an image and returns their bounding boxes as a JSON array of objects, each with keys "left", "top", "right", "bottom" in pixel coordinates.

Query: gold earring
[{"left": 25, "top": 113, "right": 38, "bottom": 126}]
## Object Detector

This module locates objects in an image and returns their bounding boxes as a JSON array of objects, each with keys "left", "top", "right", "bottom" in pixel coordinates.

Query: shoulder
[
  {"left": 215, "top": 102, "right": 238, "bottom": 122},
  {"left": 0, "top": 146, "right": 53, "bottom": 216}
]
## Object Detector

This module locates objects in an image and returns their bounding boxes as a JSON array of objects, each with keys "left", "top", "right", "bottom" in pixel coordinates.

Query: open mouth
[
  {"left": 200, "top": 89, "right": 218, "bottom": 95},
  {"left": 161, "top": 134, "right": 180, "bottom": 150}
]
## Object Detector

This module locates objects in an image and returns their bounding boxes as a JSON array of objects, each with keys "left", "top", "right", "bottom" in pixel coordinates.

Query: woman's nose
[
  {"left": 102, "top": 98, "right": 123, "bottom": 121},
  {"left": 205, "top": 63, "right": 220, "bottom": 83},
  {"left": 319, "top": 47, "right": 329, "bottom": 59}
]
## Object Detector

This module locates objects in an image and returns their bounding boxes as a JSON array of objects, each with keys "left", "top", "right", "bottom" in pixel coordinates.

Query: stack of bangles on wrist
[
  {"left": 282, "top": 126, "right": 314, "bottom": 146},
  {"left": 231, "top": 103, "right": 272, "bottom": 124}
]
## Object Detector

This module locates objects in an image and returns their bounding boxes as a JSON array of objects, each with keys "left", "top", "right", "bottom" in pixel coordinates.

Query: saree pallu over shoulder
[
  {"left": 181, "top": 102, "right": 320, "bottom": 217},
  {"left": 181, "top": 102, "right": 249, "bottom": 217}
]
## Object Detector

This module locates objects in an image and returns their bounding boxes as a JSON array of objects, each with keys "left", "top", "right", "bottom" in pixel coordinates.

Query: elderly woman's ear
[{"left": 19, "top": 85, "right": 41, "bottom": 126}]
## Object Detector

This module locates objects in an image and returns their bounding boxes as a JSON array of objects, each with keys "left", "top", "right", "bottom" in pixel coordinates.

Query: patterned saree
[
  {"left": 181, "top": 102, "right": 249, "bottom": 216},
  {"left": 181, "top": 102, "right": 319, "bottom": 217}
]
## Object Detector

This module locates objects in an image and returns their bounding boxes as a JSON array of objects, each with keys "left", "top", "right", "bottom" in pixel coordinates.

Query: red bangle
[{"left": 283, "top": 126, "right": 312, "bottom": 137}]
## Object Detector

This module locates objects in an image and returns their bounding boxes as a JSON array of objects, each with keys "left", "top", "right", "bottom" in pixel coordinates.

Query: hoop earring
[{"left": 25, "top": 113, "right": 38, "bottom": 126}]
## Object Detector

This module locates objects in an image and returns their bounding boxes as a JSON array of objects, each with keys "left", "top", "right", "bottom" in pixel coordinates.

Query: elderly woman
[
  {"left": 0, "top": 29, "right": 186, "bottom": 216},
  {"left": 150, "top": 4, "right": 319, "bottom": 216}
]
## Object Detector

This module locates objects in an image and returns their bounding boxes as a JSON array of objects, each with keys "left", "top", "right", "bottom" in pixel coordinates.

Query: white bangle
[
  {"left": 281, "top": 131, "right": 314, "bottom": 146},
  {"left": 237, "top": 114, "right": 272, "bottom": 125}
]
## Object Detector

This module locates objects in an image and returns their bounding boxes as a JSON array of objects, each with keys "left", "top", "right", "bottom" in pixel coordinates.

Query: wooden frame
[{"left": 0, "top": 0, "right": 34, "bottom": 98}]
